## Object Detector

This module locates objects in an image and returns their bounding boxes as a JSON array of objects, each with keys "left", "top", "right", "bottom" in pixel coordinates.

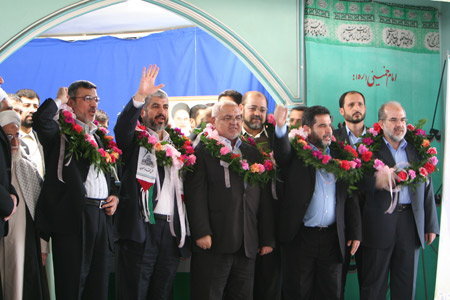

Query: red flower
[
  {"left": 340, "top": 160, "right": 350, "bottom": 171},
  {"left": 264, "top": 160, "right": 273, "bottom": 171},
  {"left": 361, "top": 151, "right": 373, "bottom": 162},
  {"left": 184, "top": 145, "right": 195, "bottom": 154},
  {"left": 230, "top": 153, "right": 241, "bottom": 160},
  {"left": 344, "top": 145, "right": 358, "bottom": 158},
  {"left": 362, "top": 137, "right": 373, "bottom": 145},
  {"left": 373, "top": 123, "right": 381, "bottom": 133},
  {"left": 397, "top": 170, "right": 408, "bottom": 182},
  {"left": 424, "top": 162, "right": 435, "bottom": 174},
  {"left": 419, "top": 167, "right": 428, "bottom": 177},
  {"left": 73, "top": 124, "right": 83, "bottom": 134},
  {"left": 427, "top": 147, "right": 437, "bottom": 155},
  {"left": 407, "top": 124, "right": 415, "bottom": 131}
]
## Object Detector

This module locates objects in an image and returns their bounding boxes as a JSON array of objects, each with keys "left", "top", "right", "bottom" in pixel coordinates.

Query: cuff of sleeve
[
  {"left": 275, "top": 124, "right": 288, "bottom": 138},
  {"left": 132, "top": 97, "right": 145, "bottom": 108},
  {"left": 54, "top": 98, "right": 62, "bottom": 108}
]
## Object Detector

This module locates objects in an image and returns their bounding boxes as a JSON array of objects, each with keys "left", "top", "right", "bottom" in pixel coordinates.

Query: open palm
[{"left": 135, "top": 64, "right": 165, "bottom": 102}]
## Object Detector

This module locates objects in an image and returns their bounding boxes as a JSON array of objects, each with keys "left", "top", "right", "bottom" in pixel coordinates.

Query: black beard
[
  {"left": 22, "top": 119, "right": 33, "bottom": 128},
  {"left": 344, "top": 112, "right": 365, "bottom": 124},
  {"left": 244, "top": 115, "right": 263, "bottom": 130},
  {"left": 308, "top": 131, "right": 331, "bottom": 149}
]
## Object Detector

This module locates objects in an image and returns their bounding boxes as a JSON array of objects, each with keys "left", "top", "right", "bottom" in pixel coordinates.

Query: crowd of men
[{"left": 0, "top": 65, "right": 440, "bottom": 300}]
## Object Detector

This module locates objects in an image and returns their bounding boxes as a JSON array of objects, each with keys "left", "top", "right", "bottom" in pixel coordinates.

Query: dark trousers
[
  {"left": 52, "top": 205, "right": 113, "bottom": 300},
  {"left": 281, "top": 224, "right": 342, "bottom": 300},
  {"left": 341, "top": 243, "right": 363, "bottom": 299},
  {"left": 190, "top": 248, "right": 255, "bottom": 300},
  {"left": 253, "top": 244, "right": 282, "bottom": 300},
  {"left": 360, "top": 210, "right": 420, "bottom": 300},
  {"left": 116, "top": 219, "right": 180, "bottom": 300}
]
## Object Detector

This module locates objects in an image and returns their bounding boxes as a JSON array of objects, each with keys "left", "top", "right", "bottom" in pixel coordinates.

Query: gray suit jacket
[{"left": 361, "top": 141, "right": 439, "bottom": 249}]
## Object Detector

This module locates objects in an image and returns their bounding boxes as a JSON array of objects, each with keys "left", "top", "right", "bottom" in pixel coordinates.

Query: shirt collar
[
  {"left": 242, "top": 126, "right": 268, "bottom": 139},
  {"left": 19, "top": 129, "right": 36, "bottom": 140},
  {"left": 146, "top": 127, "right": 170, "bottom": 142},
  {"left": 75, "top": 119, "right": 97, "bottom": 135},
  {"left": 222, "top": 136, "right": 242, "bottom": 150},
  {"left": 310, "top": 142, "right": 330, "bottom": 156},
  {"left": 345, "top": 125, "right": 366, "bottom": 139},
  {"left": 383, "top": 137, "right": 407, "bottom": 151}
]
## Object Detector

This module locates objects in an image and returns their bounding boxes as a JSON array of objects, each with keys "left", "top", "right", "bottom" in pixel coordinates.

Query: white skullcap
[
  {"left": 0, "top": 110, "right": 20, "bottom": 127},
  {"left": 0, "top": 87, "right": 7, "bottom": 103}
]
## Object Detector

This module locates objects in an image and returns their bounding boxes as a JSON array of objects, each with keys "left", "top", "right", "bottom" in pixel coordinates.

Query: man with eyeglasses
[
  {"left": 185, "top": 100, "right": 275, "bottom": 300},
  {"left": 359, "top": 101, "right": 439, "bottom": 299},
  {"left": 33, "top": 80, "right": 119, "bottom": 300}
]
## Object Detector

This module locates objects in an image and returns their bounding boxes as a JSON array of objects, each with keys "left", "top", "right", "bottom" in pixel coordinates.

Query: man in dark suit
[
  {"left": 273, "top": 105, "right": 361, "bottom": 299},
  {"left": 114, "top": 65, "right": 190, "bottom": 300},
  {"left": 333, "top": 90, "right": 366, "bottom": 298},
  {"left": 359, "top": 101, "right": 439, "bottom": 299},
  {"left": 184, "top": 99, "right": 275, "bottom": 300},
  {"left": 239, "top": 91, "right": 281, "bottom": 300},
  {"left": 33, "top": 81, "right": 119, "bottom": 300}
]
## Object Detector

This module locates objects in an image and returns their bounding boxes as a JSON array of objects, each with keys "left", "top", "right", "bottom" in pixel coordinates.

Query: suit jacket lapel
[{"left": 378, "top": 140, "right": 396, "bottom": 167}]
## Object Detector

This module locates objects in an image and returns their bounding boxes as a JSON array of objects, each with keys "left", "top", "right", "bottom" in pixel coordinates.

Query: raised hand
[
  {"left": 56, "top": 87, "right": 69, "bottom": 105},
  {"left": 274, "top": 104, "right": 288, "bottom": 128},
  {"left": 134, "top": 64, "right": 165, "bottom": 102}
]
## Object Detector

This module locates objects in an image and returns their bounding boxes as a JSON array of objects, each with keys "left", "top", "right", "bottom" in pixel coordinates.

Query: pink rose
[
  {"left": 354, "top": 158, "right": 362, "bottom": 168},
  {"left": 147, "top": 135, "right": 157, "bottom": 145},
  {"left": 429, "top": 156, "right": 439, "bottom": 166},
  {"left": 358, "top": 144, "right": 368, "bottom": 155},
  {"left": 166, "top": 146, "right": 174, "bottom": 157},
  {"left": 241, "top": 160, "right": 249, "bottom": 170},
  {"left": 187, "top": 154, "right": 196, "bottom": 165},
  {"left": 98, "top": 148, "right": 106, "bottom": 157},
  {"left": 349, "top": 161, "right": 357, "bottom": 169},
  {"left": 258, "top": 164, "right": 265, "bottom": 174},
  {"left": 368, "top": 128, "right": 379, "bottom": 137},
  {"left": 220, "top": 147, "right": 230, "bottom": 155},
  {"left": 332, "top": 135, "right": 336, "bottom": 142},
  {"left": 303, "top": 145, "right": 312, "bottom": 150},
  {"left": 322, "top": 155, "right": 331, "bottom": 165},
  {"left": 99, "top": 127, "right": 108, "bottom": 134},
  {"left": 415, "top": 129, "right": 426, "bottom": 137},
  {"left": 185, "top": 145, "right": 194, "bottom": 154},
  {"left": 373, "top": 159, "right": 385, "bottom": 171},
  {"left": 267, "top": 114, "right": 276, "bottom": 126},
  {"left": 408, "top": 170, "right": 416, "bottom": 180}
]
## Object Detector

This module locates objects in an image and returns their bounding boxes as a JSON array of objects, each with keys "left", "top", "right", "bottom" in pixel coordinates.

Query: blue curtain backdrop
[{"left": 0, "top": 27, "right": 275, "bottom": 131}]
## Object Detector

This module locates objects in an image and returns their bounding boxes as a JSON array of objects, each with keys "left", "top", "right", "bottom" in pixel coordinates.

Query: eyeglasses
[
  {"left": 383, "top": 118, "right": 407, "bottom": 124},
  {"left": 72, "top": 95, "right": 100, "bottom": 103},
  {"left": 6, "top": 134, "right": 19, "bottom": 142},
  {"left": 219, "top": 115, "right": 243, "bottom": 122}
]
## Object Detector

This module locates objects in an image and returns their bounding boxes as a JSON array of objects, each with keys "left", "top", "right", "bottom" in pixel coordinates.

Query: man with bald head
[
  {"left": 240, "top": 91, "right": 271, "bottom": 150},
  {"left": 359, "top": 101, "right": 439, "bottom": 299},
  {"left": 185, "top": 100, "right": 275, "bottom": 300}
]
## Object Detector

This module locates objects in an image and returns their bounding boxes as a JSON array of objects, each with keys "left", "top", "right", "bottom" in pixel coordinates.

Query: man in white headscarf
[{"left": 0, "top": 110, "right": 49, "bottom": 300}]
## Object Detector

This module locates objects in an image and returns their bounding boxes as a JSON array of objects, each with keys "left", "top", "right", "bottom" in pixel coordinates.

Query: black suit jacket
[
  {"left": 273, "top": 129, "right": 361, "bottom": 261},
  {"left": 333, "top": 125, "right": 351, "bottom": 145},
  {"left": 114, "top": 99, "right": 190, "bottom": 258},
  {"left": 33, "top": 99, "right": 117, "bottom": 237},
  {"left": 184, "top": 141, "right": 275, "bottom": 259},
  {"left": 0, "top": 126, "right": 16, "bottom": 237},
  {"left": 361, "top": 141, "right": 439, "bottom": 249}
]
